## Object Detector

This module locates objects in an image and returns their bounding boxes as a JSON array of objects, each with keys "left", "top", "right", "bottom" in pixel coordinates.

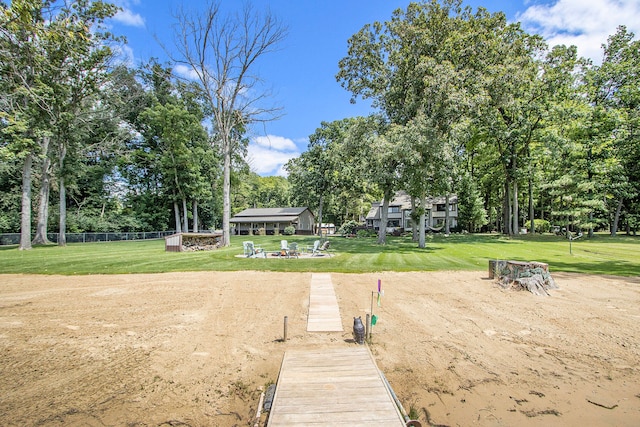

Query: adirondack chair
[
  {"left": 318, "top": 240, "right": 331, "bottom": 256},
  {"left": 279, "top": 240, "right": 289, "bottom": 258},
  {"left": 310, "top": 240, "right": 320, "bottom": 256},
  {"left": 245, "top": 241, "right": 265, "bottom": 258},
  {"left": 312, "top": 240, "right": 331, "bottom": 256},
  {"left": 243, "top": 241, "right": 252, "bottom": 256},
  {"left": 288, "top": 242, "right": 299, "bottom": 258}
]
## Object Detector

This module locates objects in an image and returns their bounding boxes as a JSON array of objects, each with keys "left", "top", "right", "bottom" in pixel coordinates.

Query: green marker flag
[{"left": 371, "top": 314, "right": 378, "bottom": 326}]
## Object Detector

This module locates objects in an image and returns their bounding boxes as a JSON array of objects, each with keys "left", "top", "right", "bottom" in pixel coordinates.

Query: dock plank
[
  {"left": 307, "top": 273, "right": 343, "bottom": 332},
  {"left": 267, "top": 347, "right": 405, "bottom": 426}
]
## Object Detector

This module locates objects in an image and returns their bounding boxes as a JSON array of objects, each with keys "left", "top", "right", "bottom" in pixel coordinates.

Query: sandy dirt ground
[{"left": 1, "top": 270, "right": 639, "bottom": 427}]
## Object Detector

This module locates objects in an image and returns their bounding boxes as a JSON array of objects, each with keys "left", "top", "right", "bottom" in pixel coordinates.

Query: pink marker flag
[{"left": 377, "top": 279, "right": 381, "bottom": 306}]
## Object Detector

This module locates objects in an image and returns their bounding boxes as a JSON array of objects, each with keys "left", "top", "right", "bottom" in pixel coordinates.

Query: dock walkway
[
  {"left": 266, "top": 347, "right": 405, "bottom": 426},
  {"left": 306, "top": 273, "right": 343, "bottom": 332},
  {"left": 266, "top": 273, "right": 405, "bottom": 426}
]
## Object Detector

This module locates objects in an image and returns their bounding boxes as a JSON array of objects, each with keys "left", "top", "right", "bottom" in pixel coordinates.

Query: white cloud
[
  {"left": 517, "top": 0, "right": 640, "bottom": 63},
  {"left": 247, "top": 135, "right": 300, "bottom": 176},
  {"left": 173, "top": 64, "right": 201, "bottom": 80},
  {"left": 253, "top": 135, "right": 298, "bottom": 151},
  {"left": 113, "top": 8, "right": 145, "bottom": 28}
]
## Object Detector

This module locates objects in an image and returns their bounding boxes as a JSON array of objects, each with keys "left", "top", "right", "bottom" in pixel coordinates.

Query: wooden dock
[
  {"left": 307, "top": 273, "right": 343, "bottom": 332},
  {"left": 266, "top": 347, "right": 405, "bottom": 426}
]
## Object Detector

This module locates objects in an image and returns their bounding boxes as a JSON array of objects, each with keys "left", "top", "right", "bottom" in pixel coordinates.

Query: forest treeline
[{"left": 1, "top": 0, "right": 638, "bottom": 250}]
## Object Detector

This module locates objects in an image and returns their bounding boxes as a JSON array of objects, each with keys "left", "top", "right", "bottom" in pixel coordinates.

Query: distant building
[
  {"left": 318, "top": 223, "right": 336, "bottom": 235},
  {"left": 366, "top": 191, "right": 458, "bottom": 232},
  {"left": 230, "top": 207, "right": 315, "bottom": 235}
]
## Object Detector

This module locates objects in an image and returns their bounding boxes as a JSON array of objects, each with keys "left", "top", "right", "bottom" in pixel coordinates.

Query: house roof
[
  {"left": 365, "top": 204, "right": 380, "bottom": 220},
  {"left": 230, "top": 207, "right": 313, "bottom": 223},
  {"left": 233, "top": 207, "right": 308, "bottom": 217},
  {"left": 230, "top": 215, "right": 300, "bottom": 223}
]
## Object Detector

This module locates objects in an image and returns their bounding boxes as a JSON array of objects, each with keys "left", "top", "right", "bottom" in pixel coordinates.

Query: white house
[{"left": 365, "top": 191, "right": 458, "bottom": 232}]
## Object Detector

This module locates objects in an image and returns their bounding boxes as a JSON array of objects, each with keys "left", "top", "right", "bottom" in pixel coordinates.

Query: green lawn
[{"left": 0, "top": 233, "right": 638, "bottom": 276}]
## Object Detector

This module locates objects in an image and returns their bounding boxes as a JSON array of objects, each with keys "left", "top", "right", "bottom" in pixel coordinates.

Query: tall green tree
[
  {"left": 585, "top": 26, "right": 640, "bottom": 235},
  {"left": 456, "top": 172, "right": 487, "bottom": 232},
  {"left": 286, "top": 118, "right": 367, "bottom": 235},
  {"left": 50, "top": 0, "right": 120, "bottom": 246},
  {"left": 252, "top": 176, "right": 291, "bottom": 208},
  {"left": 0, "top": 0, "right": 120, "bottom": 247},
  {"left": 344, "top": 115, "right": 398, "bottom": 244},
  {"left": 473, "top": 22, "right": 544, "bottom": 235},
  {"left": 337, "top": 1, "right": 501, "bottom": 243},
  {"left": 392, "top": 114, "right": 453, "bottom": 247},
  {"left": 285, "top": 141, "right": 335, "bottom": 235},
  {"left": 139, "top": 103, "right": 209, "bottom": 232},
  {"left": 121, "top": 61, "right": 214, "bottom": 233},
  {"left": 1, "top": 0, "right": 52, "bottom": 249}
]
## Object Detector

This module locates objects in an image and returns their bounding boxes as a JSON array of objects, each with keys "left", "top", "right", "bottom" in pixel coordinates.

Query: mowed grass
[{"left": 0, "top": 233, "right": 638, "bottom": 276}]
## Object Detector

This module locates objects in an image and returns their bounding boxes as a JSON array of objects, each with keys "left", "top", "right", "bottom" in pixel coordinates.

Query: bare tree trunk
[
  {"left": 193, "top": 200, "right": 199, "bottom": 232},
  {"left": 33, "top": 176, "right": 51, "bottom": 244},
  {"left": 174, "top": 200, "right": 181, "bottom": 233},
  {"left": 418, "top": 195, "right": 426, "bottom": 248},
  {"left": 377, "top": 187, "right": 392, "bottom": 245},
  {"left": 503, "top": 182, "right": 511, "bottom": 235},
  {"left": 182, "top": 198, "right": 188, "bottom": 233},
  {"left": 316, "top": 195, "right": 324, "bottom": 237},
  {"left": 58, "top": 176, "right": 67, "bottom": 246},
  {"left": 411, "top": 196, "right": 418, "bottom": 242},
  {"left": 611, "top": 198, "right": 623, "bottom": 236},
  {"left": 222, "top": 144, "right": 231, "bottom": 244},
  {"left": 33, "top": 136, "right": 52, "bottom": 245},
  {"left": 528, "top": 175, "right": 535, "bottom": 234},
  {"left": 19, "top": 153, "right": 33, "bottom": 250},
  {"left": 445, "top": 193, "right": 451, "bottom": 235},
  {"left": 512, "top": 180, "right": 519, "bottom": 235},
  {"left": 58, "top": 143, "right": 67, "bottom": 247}
]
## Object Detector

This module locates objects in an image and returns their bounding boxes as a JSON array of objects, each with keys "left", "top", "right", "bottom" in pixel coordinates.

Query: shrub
[
  {"left": 356, "top": 229, "right": 376, "bottom": 238},
  {"left": 338, "top": 220, "right": 359, "bottom": 235},
  {"left": 257, "top": 227, "right": 266, "bottom": 236},
  {"left": 283, "top": 225, "right": 296, "bottom": 235},
  {"left": 533, "top": 219, "right": 551, "bottom": 233}
]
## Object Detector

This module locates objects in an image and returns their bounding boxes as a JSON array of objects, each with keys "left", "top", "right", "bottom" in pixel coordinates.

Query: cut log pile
[
  {"left": 182, "top": 235, "right": 222, "bottom": 251},
  {"left": 490, "top": 260, "right": 559, "bottom": 296}
]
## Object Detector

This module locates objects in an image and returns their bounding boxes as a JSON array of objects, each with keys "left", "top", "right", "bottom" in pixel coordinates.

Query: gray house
[
  {"left": 230, "top": 207, "right": 315, "bottom": 235},
  {"left": 366, "top": 191, "right": 458, "bottom": 232}
]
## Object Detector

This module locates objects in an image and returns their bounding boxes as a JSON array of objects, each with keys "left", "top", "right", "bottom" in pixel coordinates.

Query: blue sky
[{"left": 108, "top": 0, "right": 640, "bottom": 176}]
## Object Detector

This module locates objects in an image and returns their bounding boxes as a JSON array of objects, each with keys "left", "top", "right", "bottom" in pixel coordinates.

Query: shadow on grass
[
  {"left": 332, "top": 233, "right": 513, "bottom": 255},
  {"left": 548, "top": 259, "right": 640, "bottom": 277}
]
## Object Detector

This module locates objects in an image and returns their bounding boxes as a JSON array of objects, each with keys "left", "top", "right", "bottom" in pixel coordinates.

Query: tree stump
[{"left": 490, "top": 260, "right": 558, "bottom": 296}]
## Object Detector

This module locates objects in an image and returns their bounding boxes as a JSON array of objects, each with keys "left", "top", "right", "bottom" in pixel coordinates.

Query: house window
[
  {"left": 389, "top": 206, "right": 401, "bottom": 213},
  {"left": 387, "top": 220, "right": 400, "bottom": 227},
  {"left": 436, "top": 204, "right": 446, "bottom": 212}
]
